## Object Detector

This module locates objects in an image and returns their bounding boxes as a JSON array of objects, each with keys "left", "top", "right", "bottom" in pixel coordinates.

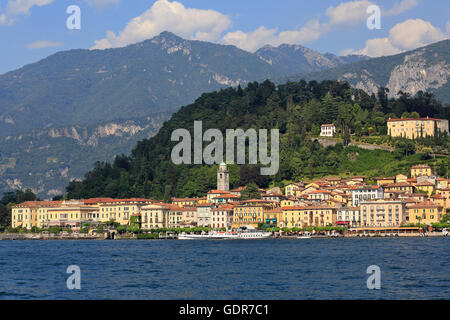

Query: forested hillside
[{"left": 66, "top": 80, "right": 450, "bottom": 201}]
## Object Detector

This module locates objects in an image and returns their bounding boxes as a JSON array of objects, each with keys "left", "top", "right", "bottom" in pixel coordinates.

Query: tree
[
  {"left": 0, "top": 204, "right": 9, "bottom": 227},
  {"left": 438, "top": 163, "right": 448, "bottom": 178},
  {"left": 240, "top": 183, "right": 261, "bottom": 200},
  {"left": 394, "top": 139, "right": 416, "bottom": 158},
  {"left": 322, "top": 93, "right": 338, "bottom": 123}
]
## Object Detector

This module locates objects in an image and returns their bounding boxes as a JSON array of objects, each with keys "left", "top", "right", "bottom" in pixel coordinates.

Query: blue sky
[{"left": 0, "top": 0, "right": 449, "bottom": 74}]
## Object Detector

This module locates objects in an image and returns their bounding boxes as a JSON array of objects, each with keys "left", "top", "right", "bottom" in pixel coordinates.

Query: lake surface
[{"left": 0, "top": 238, "right": 449, "bottom": 300}]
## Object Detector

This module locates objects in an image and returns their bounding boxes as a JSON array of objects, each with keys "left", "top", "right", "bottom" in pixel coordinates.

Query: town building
[
  {"left": 171, "top": 198, "right": 202, "bottom": 207},
  {"left": 320, "top": 124, "right": 336, "bottom": 137},
  {"left": 207, "top": 190, "right": 231, "bottom": 203},
  {"left": 306, "top": 190, "right": 332, "bottom": 202},
  {"left": 180, "top": 207, "right": 198, "bottom": 227},
  {"left": 337, "top": 207, "right": 361, "bottom": 228},
  {"left": 96, "top": 198, "right": 152, "bottom": 225},
  {"left": 375, "top": 177, "right": 395, "bottom": 186},
  {"left": 395, "top": 174, "right": 408, "bottom": 183},
  {"left": 264, "top": 208, "right": 282, "bottom": 227},
  {"left": 11, "top": 201, "right": 62, "bottom": 229},
  {"left": 232, "top": 200, "right": 272, "bottom": 229},
  {"left": 414, "top": 181, "right": 435, "bottom": 196},
  {"left": 411, "top": 164, "right": 433, "bottom": 178},
  {"left": 406, "top": 201, "right": 444, "bottom": 225},
  {"left": 387, "top": 117, "right": 449, "bottom": 139},
  {"left": 383, "top": 183, "right": 414, "bottom": 194},
  {"left": 360, "top": 199, "right": 406, "bottom": 227},
  {"left": 46, "top": 200, "right": 98, "bottom": 228},
  {"left": 197, "top": 204, "right": 214, "bottom": 227},
  {"left": 211, "top": 205, "right": 234, "bottom": 230},
  {"left": 262, "top": 193, "right": 286, "bottom": 203},
  {"left": 280, "top": 205, "right": 337, "bottom": 228},
  {"left": 351, "top": 186, "right": 384, "bottom": 206},
  {"left": 140, "top": 204, "right": 169, "bottom": 229}
]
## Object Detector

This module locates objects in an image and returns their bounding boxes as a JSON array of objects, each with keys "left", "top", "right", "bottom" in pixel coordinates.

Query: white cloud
[
  {"left": 0, "top": 14, "right": 7, "bottom": 25},
  {"left": 221, "top": 19, "right": 323, "bottom": 52},
  {"left": 85, "top": 0, "right": 120, "bottom": 10},
  {"left": 6, "top": 0, "right": 53, "bottom": 15},
  {"left": 446, "top": 21, "right": 450, "bottom": 34},
  {"left": 89, "top": 0, "right": 434, "bottom": 54},
  {"left": 0, "top": 0, "right": 54, "bottom": 25},
  {"left": 355, "top": 38, "right": 401, "bottom": 57},
  {"left": 91, "top": 0, "right": 231, "bottom": 50},
  {"left": 353, "top": 19, "right": 448, "bottom": 57},
  {"left": 221, "top": 1, "right": 375, "bottom": 52},
  {"left": 384, "top": 0, "right": 419, "bottom": 16},
  {"left": 27, "top": 40, "right": 62, "bottom": 49},
  {"left": 325, "top": 0, "right": 373, "bottom": 27}
]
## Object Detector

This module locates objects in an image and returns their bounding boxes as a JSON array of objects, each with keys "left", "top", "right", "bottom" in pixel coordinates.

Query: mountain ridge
[
  {"left": 281, "top": 39, "right": 450, "bottom": 104},
  {"left": 1, "top": 33, "right": 449, "bottom": 198}
]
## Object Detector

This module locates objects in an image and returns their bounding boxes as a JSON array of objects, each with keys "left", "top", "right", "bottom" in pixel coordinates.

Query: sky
[{"left": 0, "top": 0, "right": 449, "bottom": 74}]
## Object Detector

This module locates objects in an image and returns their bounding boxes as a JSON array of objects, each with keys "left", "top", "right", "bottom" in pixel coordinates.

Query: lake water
[{"left": 0, "top": 238, "right": 448, "bottom": 300}]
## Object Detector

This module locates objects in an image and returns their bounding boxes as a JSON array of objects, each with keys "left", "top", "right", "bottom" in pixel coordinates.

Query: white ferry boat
[
  {"left": 178, "top": 227, "right": 272, "bottom": 240},
  {"left": 297, "top": 232, "right": 312, "bottom": 239}
]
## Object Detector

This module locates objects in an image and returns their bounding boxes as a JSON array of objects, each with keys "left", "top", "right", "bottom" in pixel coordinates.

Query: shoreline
[{"left": 0, "top": 233, "right": 448, "bottom": 241}]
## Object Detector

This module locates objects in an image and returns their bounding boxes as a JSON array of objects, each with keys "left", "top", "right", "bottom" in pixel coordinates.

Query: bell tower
[{"left": 217, "top": 162, "right": 229, "bottom": 192}]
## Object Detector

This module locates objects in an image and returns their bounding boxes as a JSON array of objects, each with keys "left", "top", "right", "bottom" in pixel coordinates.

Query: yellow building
[
  {"left": 407, "top": 201, "right": 444, "bottom": 225},
  {"left": 411, "top": 165, "right": 433, "bottom": 178},
  {"left": 11, "top": 200, "right": 99, "bottom": 229},
  {"left": 285, "top": 183, "right": 304, "bottom": 197},
  {"left": 264, "top": 208, "right": 283, "bottom": 227},
  {"left": 96, "top": 198, "right": 152, "bottom": 225},
  {"left": 46, "top": 201, "right": 98, "bottom": 228},
  {"left": 11, "top": 201, "right": 63, "bottom": 229},
  {"left": 414, "top": 181, "right": 435, "bottom": 196},
  {"left": 171, "top": 198, "right": 201, "bottom": 207},
  {"left": 430, "top": 194, "right": 446, "bottom": 209},
  {"left": 375, "top": 177, "right": 395, "bottom": 186},
  {"left": 181, "top": 207, "right": 198, "bottom": 227},
  {"left": 232, "top": 200, "right": 273, "bottom": 229},
  {"left": 306, "top": 190, "right": 332, "bottom": 201},
  {"left": 280, "top": 207, "right": 303, "bottom": 228},
  {"left": 437, "top": 178, "right": 449, "bottom": 189},
  {"left": 280, "top": 206, "right": 337, "bottom": 228},
  {"left": 387, "top": 117, "right": 449, "bottom": 139},
  {"left": 395, "top": 174, "right": 408, "bottom": 183},
  {"left": 383, "top": 182, "right": 413, "bottom": 194},
  {"left": 436, "top": 188, "right": 450, "bottom": 209},
  {"left": 140, "top": 204, "right": 169, "bottom": 229}
]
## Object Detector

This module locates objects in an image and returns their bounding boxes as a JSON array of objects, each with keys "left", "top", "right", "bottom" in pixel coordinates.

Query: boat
[
  {"left": 178, "top": 231, "right": 238, "bottom": 240},
  {"left": 178, "top": 226, "right": 272, "bottom": 240},
  {"left": 236, "top": 226, "right": 272, "bottom": 239},
  {"left": 297, "top": 232, "right": 312, "bottom": 239}
]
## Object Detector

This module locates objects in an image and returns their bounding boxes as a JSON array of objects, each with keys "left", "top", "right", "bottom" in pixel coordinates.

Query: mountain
[
  {"left": 0, "top": 112, "right": 169, "bottom": 198},
  {"left": 3, "top": 32, "right": 448, "bottom": 198},
  {"left": 65, "top": 79, "right": 449, "bottom": 201},
  {"left": 0, "top": 31, "right": 373, "bottom": 197},
  {"left": 0, "top": 31, "right": 281, "bottom": 137},
  {"left": 255, "top": 44, "right": 368, "bottom": 75},
  {"left": 282, "top": 40, "right": 450, "bottom": 104}
]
